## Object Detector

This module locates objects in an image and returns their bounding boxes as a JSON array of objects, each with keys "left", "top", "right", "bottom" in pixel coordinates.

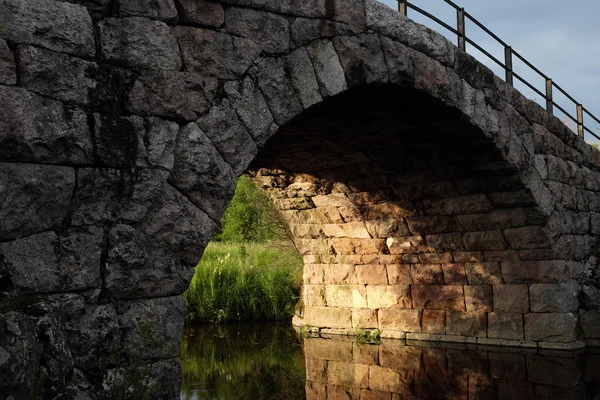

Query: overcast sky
[{"left": 378, "top": 0, "right": 600, "bottom": 139}]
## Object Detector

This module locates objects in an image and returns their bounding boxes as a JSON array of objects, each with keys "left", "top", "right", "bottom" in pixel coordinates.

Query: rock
[
  {"left": 290, "top": 18, "right": 352, "bottom": 48},
  {"left": 17, "top": 45, "right": 96, "bottom": 105},
  {"left": 131, "top": 116, "right": 178, "bottom": 170},
  {"left": 464, "top": 285, "right": 492, "bottom": 312},
  {"left": 366, "top": 285, "right": 411, "bottom": 309},
  {"left": 0, "top": 227, "right": 102, "bottom": 293},
  {"left": 487, "top": 312, "right": 524, "bottom": 340},
  {"left": 306, "top": 39, "right": 347, "bottom": 98},
  {"left": 126, "top": 70, "right": 217, "bottom": 121},
  {"left": 225, "top": 7, "right": 289, "bottom": 53},
  {"left": 0, "top": 0, "right": 95, "bottom": 57},
  {"left": 250, "top": 57, "right": 303, "bottom": 126},
  {"left": 115, "top": 0, "right": 178, "bottom": 23},
  {"left": 446, "top": 311, "right": 487, "bottom": 337},
  {"left": 426, "top": 233, "right": 464, "bottom": 252},
  {"left": 326, "top": 285, "right": 367, "bottom": 308},
  {"left": 411, "top": 285, "right": 465, "bottom": 311},
  {"left": 284, "top": 47, "right": 323, "bottom": 110},
  {"left": 526, "top": 354, "right": 582, "bottom": 387},
  {"left": 503, "top": 226, "right": 551, "bottom": 249},
  {"left": 196, "top": 99, "right": 258, "bottom": 175},
  {"left": 332, "top": 0, "right": 365, "bottom": 33},
  {"left": 524, "top": 313, "right": 578, "bottom": 342},
  {"left": 501, "top": 260, "right": 571, "bottom": 284},
  {"left": 303, "top": 306, "right": 352, "bottom": 329},
  {"left": 0, "top": 86, "right": 93, "bottom": 164},
  {"left": 530, "top": 281, "right": 579, "bottom": 313},
  {"left": 99, "top": 17, "right": 182, "bottom": 71},
  {"left": 105, "top": 225, "right": 189, "bottom": 299},
  {"left": 581, "top": 285, "right": 600, "bottom": 310},
  {"left": 463, "top": 231, "right": 507, "bottom": 251},
  {"left": 378, "top": 309, "right": 421, "bottom": 332},
  {"left": 0, "top": 39, "right": 16, "bottom": 85},
  {"left": 169, "top": 122, "right": 237, "bottom": 221},
  {"left": 94, "top": 114, "right": 139, "bottom": 168},
  {"left": 174, "top": 26, "right": 261, "bottom": 79},
  {"left": 465, "top": 262, "right": 503, "bottom": 284},
  {"left": 332, "top": 34, "right": 387, "bottom": 87},
  {"left": 67, "top": 0, "right": 112, "bottom": 19},
  {"left": 118, "top": 296, "right": 187, "bottom": 360},
  {"left": 176, "top": 0, "right": 224, "bottom": 27},
  {"left": 224, "top": 76, "right": 277, "bottom": 146},
  {"left": 0, "top": 163, "right": 74, "bottom": 241},
  {"left": 580, "top": 311, "right": 600, "bottom": 338},
  {"left": 493, "top": 285, "right": 529, "bottom": 313}
]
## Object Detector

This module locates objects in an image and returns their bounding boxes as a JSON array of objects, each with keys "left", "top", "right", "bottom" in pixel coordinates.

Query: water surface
[{"left": 181, "top": 323, "right": 600, "bottom": 399}]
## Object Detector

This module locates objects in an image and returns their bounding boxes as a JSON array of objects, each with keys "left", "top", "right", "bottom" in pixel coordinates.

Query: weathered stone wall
[
  {"left": 0, "top": 0, "right": 599, "bottom": 398},
  {"left": 302, "top": 334, "right": 600, "bottom": 399}
]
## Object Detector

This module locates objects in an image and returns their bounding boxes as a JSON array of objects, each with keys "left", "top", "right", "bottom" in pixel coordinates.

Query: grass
[
  {"left": 355, "top": 328, "right": 381, "bottom": 345},
  {"left": 184, "top": 242, "right": 303, "bottom": 323}
]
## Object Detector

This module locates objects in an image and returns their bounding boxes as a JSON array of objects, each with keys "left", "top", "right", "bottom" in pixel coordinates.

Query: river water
[{"left": 181, "top": 323, "right": 600, "bottom": 399}]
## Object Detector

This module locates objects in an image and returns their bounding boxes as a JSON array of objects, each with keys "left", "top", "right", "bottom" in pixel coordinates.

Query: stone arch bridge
[{"left": 0, "top": 0, "right": 599, "bottom": 398}]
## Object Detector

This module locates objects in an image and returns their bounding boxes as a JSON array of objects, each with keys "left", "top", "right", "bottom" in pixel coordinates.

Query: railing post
[
  {"left": 457, "top": 8, "right": 466, "bottom": 51},
  {"left": 398, "top": 0, "right": 407, "bottom": 16},
  {"left": 504, "top": 46, "right": 513, "bottom": 86},
  {"left": 545, "top": 79, "right": 553, "bottom": 114},
  {"left": 577, "top": 104, "right": 584, "bottom": 137}
]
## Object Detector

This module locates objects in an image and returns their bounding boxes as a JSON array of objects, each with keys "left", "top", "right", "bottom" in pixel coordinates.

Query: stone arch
[{"left": 0, "top": 0, "right": 599, "bottom": 398}]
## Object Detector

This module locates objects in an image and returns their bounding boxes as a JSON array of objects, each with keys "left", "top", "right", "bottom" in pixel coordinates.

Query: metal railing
[{"left": 397, "top": 0, "right": 600, "bottom": 141}]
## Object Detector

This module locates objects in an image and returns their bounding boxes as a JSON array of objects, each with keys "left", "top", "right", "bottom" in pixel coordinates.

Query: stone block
[
  {"left": 406, "top": 216, "right": 463, "bottom": 234},
  {"left": 487, "top": 312, "right": 524, "bottom": 340},
  {"left": 0, "top": 0, "right": 95, "bottom": 57},
  {"left": 411, "top": 285, "right": 465, "bottom": 311},
  {"left": 501, "top": 260, "right": 571, "bottom": 284},
  {"left": 169, "top": 123, "right": 236, "bottom": 221},
  {"left": 304, "top": 306, "right": 353, "bottom": 329},
  {"left": 442, "top": 264, "right": 468, "bottom": 285},
  {"left": 0, "top": 86, "right": 93, "bottom": 164},
  {"left": 493, "top": 285, "right": 529, "bottom": 313},
  {"left": 378, "top": 309, "right": 421, "bottom": 332},
  {"left": 176, "top": 0, "right": 224, "bottom": 27},
  {"left": 366, "top": 219, "right": 410, "bottom": 238},
  {"left": 411, "top": 264, "right": 444, "bottom": 285},
  {"left": 323, "top": 222, "right": 371, "bottom": 238},
  {"left": 323, "top": 264, "right": 356, "bottom": 284},
  {"left": 304, "top": 285, "right": 326, "bottom": 307},
  {"left": 422, "top": 310, "right": 445, "bottom": 334},
  {"left": 307, "top": 39, "right": 348, "bottom": 98},
  {"left": 465, "top": 262, "right": 503, "bottom": 284},
  {"left": 176, "top": 26, "right": 261, "bottom": 79},
  {"left": 419, "top": 194, "right": 493, "bottom": 216},
  {"left": 326, "top": 285, "right": 367, "bottom": 308},
  {"left": 489, "top": 352, "right": 527, "bottom": 381},
  {"left": 304, "top": 264, "right": 325, "bottom": 284},
  {"left": 116, "top": 0, "right": 178, "bottom": 22},
  {"left": 0, "top": 163, "right": 74, "bottom": 241},
  {"left": 331, "top": 238, "right": 387, "bottom": 255},
  {"left": 327, "top": 360, "right": 369, "bottom": 388},
  {"left": 380, "top": 36, "right": 413, "bottom": 86},
  {"left": 366, "top": 285, "right": 411, "bottom": 309},
  {"left": 386, "top": 265, "right": 412, "bottom": 285},
  {"left": 426, "top": 233, "right": 464, "bottom": 252},
  {"left": 355, "top": 264, "right": 388, "bottom": 285},
  {"left": 285, "top": 47, "right": 323, "bottom": 110},
  {"left": 452, "top": 251, "right": 485, "bottom": 263},
  {"left": 526, "top": 354, "right": 583, "bottom": 387},
  {"left": 225, "top": 7, "right": 289, "bottom": 53},
  {"left": 127, "top": 70, "right": 217, "bottom": 121},
  {"left": 331, "top": 33, "right": 387, "bottom": 87},
  {"left": 580, "top": 311, "right": 600, "bottom": 338},
  {"left": 457, "top": 209, "right": 545, "bottom": 231},
  {"left": 303, "top": 337, "right": 353, "bottom": 362},
  {"left": 93, "top": 114, "right": 139, "bottom": 168},
  {"left": 196, "top": 98, "right": 258, "bottom": 175},
  {"left": 504, "top": 226, "right": 551, "bottom": 249},
  {"left": 463, "top": 231, "right": 507, "bottom": 251},
  {"left": 465, "top": 285, "right": 492, "bottom": 312},
  {"left": 386, "top": 236, "right": 428, "bottom": 254},
  {"left": 133, "top": 117, "right": 181, "bottom": 171},
  {"left": 524, "top": 313, "right": 578, "bottom": 342},
  {"left": 99, "top": 17, "right": 181, "bottom": 70},
  {"left": 0, "top": 39, "right": 16, "bottom": 85},
  {"left": 446, "top": 311, "right": 487, "bottom": 337},
  {"left": 418, "top": 252, "right": 453, "bottom": 264},
  {"left": 530, "top": 281, "right": 578, "bottom": 313},
  {"left": 483, "top": 250, "right": 520, "bottom": 262},
  {"left": 0, "top": 227, "right": 102, "bottom": 293},
  {"left": 352, "top": 308, "right": 378, "bottom": 329}
]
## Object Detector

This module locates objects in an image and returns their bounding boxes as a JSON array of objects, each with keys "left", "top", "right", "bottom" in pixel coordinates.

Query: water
[{"left": 181, "top": 323, "right": 600, "bottom": 399}]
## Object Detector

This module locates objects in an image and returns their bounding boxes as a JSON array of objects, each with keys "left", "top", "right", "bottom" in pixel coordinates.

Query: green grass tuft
[{"left": 184, "top": 242, "right": 302, "bottom": 323}]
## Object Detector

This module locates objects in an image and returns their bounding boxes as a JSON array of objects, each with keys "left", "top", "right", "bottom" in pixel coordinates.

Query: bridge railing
[{"left": 397, "top": 0, "right": 600, "bottom": 142}]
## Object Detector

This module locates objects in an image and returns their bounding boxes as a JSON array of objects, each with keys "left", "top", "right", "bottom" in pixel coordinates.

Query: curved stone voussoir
[
  {"left": 105, "top": 224, "right": 189, "bottom": 299},
  {"left": 290, "top": 17, "right": 353, "bottom": 49},
  {"left": 0, "top": 39, "right": 16, "bottom": 85},
  {"left": 332, "top": 33, "right": 388, "bottom": 87},
  {"left": 169, "top": 122, "right": 237, "bottom": 221},
  {"left": 225, "top": 7, "right": 290, "bottom": 54},
  {"left": 126, "top": 70, "right": 218, "bottom": 121},
  {"left": 99, "top": 17, "right": 182, "bottom": 71},
  {"left": 0, "top": 86, "right": 93, "bottom": 165},
  {"left": 307, "top": 39, "right": 348, "bottom": 98},
  {"left": 176, "top": 0, "right": 225, "bottom": 27},
  {"left": 0, "top": 0, "right": 95, "bottom": 58},
  {"left": 115, "top": 0, "right": 179, "bottom": 23},
  {"left": 0, "top": 163, "right": 74, "bottom": 241},
  {"left": 215, "top": 0, "right": 328, "bottom": 18}
]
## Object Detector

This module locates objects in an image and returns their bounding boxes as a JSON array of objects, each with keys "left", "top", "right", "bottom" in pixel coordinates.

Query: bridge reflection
[{"left": 302, "top": 334, "right": 600, "bottom": 400}]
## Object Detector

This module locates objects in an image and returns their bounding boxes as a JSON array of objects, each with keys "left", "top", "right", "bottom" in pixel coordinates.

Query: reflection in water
[{"left": 181, "top": 323, "right": 600, "bottom": 399}]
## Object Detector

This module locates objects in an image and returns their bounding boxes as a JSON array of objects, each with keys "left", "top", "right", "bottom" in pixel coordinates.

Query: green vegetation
[
  {"left": 184, "top": 175, "right": 302, "bottom": 323},
  {"left": 181, "top": 323, "right": 306, "bottom": 400},
  {"left": 354, "top": 328, "right": 381, "bottom": 345}
]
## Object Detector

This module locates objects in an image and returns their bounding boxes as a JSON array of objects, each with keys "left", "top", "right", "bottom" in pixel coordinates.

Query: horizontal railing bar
[
  {"left": 406, "top": 2, "right": 460, "bottom": 35},
  {"left": 464, "top": 37, "right": 506, "bottom": 69},
  {"left": 442, "top": 0, "right": 462, "bottom": 10},
  {"left": 511, "top": 50, "right": 548, "bottom": 80},
  {"left": 553, "top": 102, "right": 579, "bottom": 124},
  {"left": 583, "top": 107, "right": 600, "bottom": 125},
  {"left": 552, "top": 81, "right": 580, "bottom": 105},
  {"left": 513, "top": 72, "right": 546, "bottom": 98},
  {"left": 463, "top": 11, "right": 509, "bottom": 47}
]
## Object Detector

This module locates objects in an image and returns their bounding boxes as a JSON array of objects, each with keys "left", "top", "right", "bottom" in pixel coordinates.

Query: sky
[{"left": 378, "top": 0, "right": 600, "bottom": 139}]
